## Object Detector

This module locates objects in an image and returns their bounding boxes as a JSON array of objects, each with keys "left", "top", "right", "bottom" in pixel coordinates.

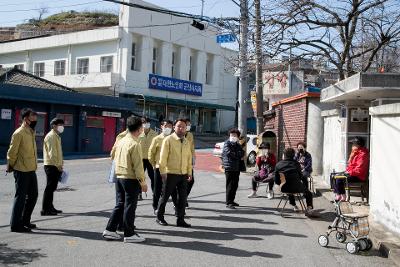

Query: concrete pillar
[
  {"left": 140, "top": 36, "right": 153, "bottom": 75},
  {"left": 213, "top": 55, "right": 221, "bottom": 87},
  {"left": 160, "top": 42, "right": 172, "bottom": 77},
  {"left": 196, "top": 51, "right": 207, "bottom": 84},
  {"left": 179, "top": 47, "right": 190, "bottom": 80}
]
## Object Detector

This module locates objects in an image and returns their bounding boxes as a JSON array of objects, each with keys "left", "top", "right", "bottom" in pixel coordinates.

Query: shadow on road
[
  {"left": 30, "top": 228, "right": 103, "bottom": 241},
  {"left": 143, "top": 238, "right": 283, "bottom": 258},
  {"left": 0, "top": 243, "right": 46, "bottom": 265}
]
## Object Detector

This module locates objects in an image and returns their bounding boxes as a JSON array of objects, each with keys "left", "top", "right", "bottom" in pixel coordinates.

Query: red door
[{"left": 103, "top": 117, "right": 116, "bottom": 152}]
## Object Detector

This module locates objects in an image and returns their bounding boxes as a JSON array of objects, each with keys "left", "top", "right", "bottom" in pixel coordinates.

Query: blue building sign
[{"left": 148, "top": 74, "right": 203, "bottom": 96}]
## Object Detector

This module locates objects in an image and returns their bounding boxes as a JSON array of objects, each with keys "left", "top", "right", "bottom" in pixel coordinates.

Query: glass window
[
  {"left": 171, "top": 52, "right": 176, "bottom": 77},
  {"left": 14, "top": 64, "right": 24, "bottom": 71},
  {"left": 54, "top": 60, "right": 66, "bottom": 76},
  {"left": 56, "top": 113, "right": 73, "bottom": 126},
  {"left": 189, "top": 56, "right": 193, "bottom": 81},
  {"left": 100, "top": 56, "right": 113, "bottom": 73},
  {"left": 86, "top": 116, "right": 104, "bottom": 128},
  {"left": 34, "top": 62, "right": 45, "bottom": 77},
  {"left": 131, "top": 43, "right": 137, "bottom": 71},
  {"left": 206, "top": 56, "right": 213, "bottom": 84},
  {"left": 77, "top": 58, "right": 89, "bottom": 74},
  {"left": 152, "top": 47, "right": 157, "bottom": 74}
]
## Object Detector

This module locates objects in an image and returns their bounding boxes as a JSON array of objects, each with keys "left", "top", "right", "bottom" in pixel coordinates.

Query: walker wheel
[
  {"left": 336, "top": 232, "right": 347, "bottom": 243},
  {"left": 359, "top": 239, "right": 368, "bottom": 251},
  {"left": 346, "top": 242, "right": 360, "bottom": 254},
  {"left": 318, "top": 235, "right": 329, "bottom": 247}
]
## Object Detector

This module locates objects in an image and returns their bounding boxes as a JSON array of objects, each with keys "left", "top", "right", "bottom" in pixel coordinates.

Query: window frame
[
  {"left": 100, "top": 56, "right": 113, "bottom": 73},
  {"left": 77, "top": 58, "right": 89, "bottom": 75},
  {"left": 86, "top": 116, "right": 105, "bottom": 128},
  {"left": 54, "top": 60, "right": 66, "bottom": 76},
  {"left": 152, "top": 47, "right": 157, "bottom": 74},
  {"left": 131, "top": 42, "right": 137, "bottom": 71},
  {"left": 34, "top": 62, "right": 45, "bottom": 77},
  {"left": 56, "top": 113, "right": 73, "bottom": 127},
  {"left": 171, "top": 51, "right": 176, "bottom": 78},
  {"left": 14, "top": 64, "right": 24, "bottom": 71},
  {"left": 189, "top": 56, "right": 193, "bottom": 81}
]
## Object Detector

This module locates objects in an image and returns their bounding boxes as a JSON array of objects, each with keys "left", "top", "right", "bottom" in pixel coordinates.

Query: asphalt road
[{"left": 0, "top": 156, "right": 392, "bottom": 267}]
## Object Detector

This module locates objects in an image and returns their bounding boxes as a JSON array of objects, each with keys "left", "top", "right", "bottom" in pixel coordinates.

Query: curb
[{"left": 315, "top": 186, "right": 400, "bottom": 266}]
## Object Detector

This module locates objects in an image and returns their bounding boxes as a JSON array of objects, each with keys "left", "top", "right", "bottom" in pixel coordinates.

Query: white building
[{"left": 0, "top": 0, "right": 238, "bottom": 133}]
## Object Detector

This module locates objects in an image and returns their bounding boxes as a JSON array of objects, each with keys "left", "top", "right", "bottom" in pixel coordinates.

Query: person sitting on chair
[
  {"left": 334, "top": 137, "right": 369, "bottom": 201},
  {"left": 248, "top": 142, "right": 276, "bottom": 199},
  {"left": 274, "top": 148, "right": 314, "bottom": 216}
]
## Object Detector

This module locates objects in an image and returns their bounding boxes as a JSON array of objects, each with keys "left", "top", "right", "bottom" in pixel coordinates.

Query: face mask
[
  {"left": 262, "top": 149, "right": 269, "bottom": 155},
  {"left": 229, "top": 136, "right": 239, "bottom": 143},
  {"left": 299, "top": 149, "right": 304, "bottom": 154},
  {"left": 186, "top": 125, "right": 191, "bottom": 131},
  {"left": 162, "top": 128, "right": 172, "bottom": 136},
  {"left": 144, "top": 123, "right": 150, "bottom": 129},
  {"left": 29, "top": 120, "right": 37, "bottom": 130},
  {"left": 57, "top": 125, "right": 64, "bottom": 134}
]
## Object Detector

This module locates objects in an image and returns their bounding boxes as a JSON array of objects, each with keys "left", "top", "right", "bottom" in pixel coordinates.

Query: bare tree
[
  {"left": 262, "top": 0, "right": 400, "bottom": 80},
  {"left": 37, "top": 7, "right": 49, "bottom": 22}
]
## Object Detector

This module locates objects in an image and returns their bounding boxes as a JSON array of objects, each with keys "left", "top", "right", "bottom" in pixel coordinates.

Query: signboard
[
  {"left": 1, "top": 109, "right": 12, "bottom": 120},
  {"left": 250, "top": 91, "right": 257, "bottom": 116},
  {"left": 262, "top": 71, "right": 291, "bottom": 95},
  {"left": 216, "top": 34, "right": 236, "bottom": 43},
  {"left": 149, "top": 74, "right": 203, "bottom": 96},
  {"left": 102, "top": 111, "right": 121, "bottom": 118},
  {"left": 350, "top": 109, "right": 368, "bottom": 122}
]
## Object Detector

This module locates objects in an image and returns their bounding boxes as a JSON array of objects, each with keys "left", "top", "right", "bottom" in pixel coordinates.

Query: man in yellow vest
[
  {"left": 7, "top": 108, "right": 39, "bottom": 232},
  {"left": 41, "top": 118, "right": 65, "bottom": 216},
  {"left": 148, "top": 119, "right": 173, "bottom": 214},
  {"left": 156, "top": 119, "right": 192, "bottom": 228},
  {"left": 138, "top": 117, "right": 157, "bottom": 200},
  {"left": 103, "top": 116, "right": 148, "bottom": 243}
]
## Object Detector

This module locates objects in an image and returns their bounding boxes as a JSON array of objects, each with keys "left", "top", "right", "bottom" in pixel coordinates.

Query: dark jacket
[
  {"left": 274, "top": 159, "right": 305, "bottom": 193},
  {"left": 294, "top": 151, "right": 313, "bottom": 175},
  {"left": 222, "top": 140, "right": 245, "bottom": 172}
]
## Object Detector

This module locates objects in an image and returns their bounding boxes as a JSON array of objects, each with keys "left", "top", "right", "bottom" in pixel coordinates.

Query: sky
[{"left": 0, "top": 0, "right": 240, "bottom": 27}]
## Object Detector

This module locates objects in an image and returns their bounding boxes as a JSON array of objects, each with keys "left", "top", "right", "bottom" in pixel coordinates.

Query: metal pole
[
  {"left": 238, "top": 0, "right": 249, "bottom": 137},
  {"left": 201, "top": 0, "right": 205, "bottom": 19},
  {"left": 255, "top": 0, "right": 263, "bottom": 135}
]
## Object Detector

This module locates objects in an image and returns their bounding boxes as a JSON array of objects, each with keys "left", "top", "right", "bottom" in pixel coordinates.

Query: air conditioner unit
[{"left": 371, "top": 98, "right": 400, "bottom": 107}]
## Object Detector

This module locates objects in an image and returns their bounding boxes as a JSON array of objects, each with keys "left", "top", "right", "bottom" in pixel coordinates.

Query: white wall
[
  {"left": 369, "top": 103, "right": 400, "bottom": 235},
  {"left": 307, "top": 99, "right": 325, "bottom": 175},
  {"left": 322, "top": 110, "right": 347, "bottom": 183}
]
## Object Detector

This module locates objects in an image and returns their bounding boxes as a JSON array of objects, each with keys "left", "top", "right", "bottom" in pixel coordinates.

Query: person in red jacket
[
  {"left": 248, "top": 142, "right": 277, "bottom": 199},
  {"left": 334, "top": 136, "right": 370, "bottom": 201}
]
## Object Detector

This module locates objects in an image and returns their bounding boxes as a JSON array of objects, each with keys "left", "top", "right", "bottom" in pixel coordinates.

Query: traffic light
[{"left": 191, "top": 20, "right": 205, "bottom": 30}]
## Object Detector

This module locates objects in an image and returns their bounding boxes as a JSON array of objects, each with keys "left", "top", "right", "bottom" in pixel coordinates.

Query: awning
[{"left": 132, "top": 94, "right": 236, "bottom": 111}]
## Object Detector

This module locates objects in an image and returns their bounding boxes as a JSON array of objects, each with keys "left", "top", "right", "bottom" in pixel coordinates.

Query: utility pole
[
  {"left": 201, "top": 0, "right": 205, "bottom": 19},
  {"left": 238, "top": 0, "right": 249, "bottom": 137},
  {"left": 254, "top": 0, "right": 263, "bottom": 135}
]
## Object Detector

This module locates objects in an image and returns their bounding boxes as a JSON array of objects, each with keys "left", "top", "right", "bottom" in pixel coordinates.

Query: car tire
[{"left": 247, "top": 151, "right": 256, "bottom": 166}]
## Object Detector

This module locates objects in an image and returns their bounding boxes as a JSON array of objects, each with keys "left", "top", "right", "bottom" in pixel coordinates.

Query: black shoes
[
  {"left": 176, "top": 220, "right": 191, "bottom": 228},
  {"left": 52, "top": 208, "right": 62, "bottom": 214},
  {"left": 24, "top": 223, "right": 37, "bottom": 229},
  {"left": 138, "top": 194, "right": 143, "bottom": 201},
  {"left": 11, "top": 226, "right": 31, "bottom": 233},
  {"left": 232, "top": 202, "right": 240, "bottom": 207},
  {"left": 226, "top": 204, "right": 236, "bottom": 209},
  {"left": 156, "top": 218, "right": 169, "bottom": 226},
  {"left": 41, "top": 210, "right": 57, "bottom": 216}
]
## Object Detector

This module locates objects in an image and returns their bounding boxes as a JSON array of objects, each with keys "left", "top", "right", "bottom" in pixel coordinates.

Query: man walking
[
  {"left": 41, "top": 118, "right": 65, "bottom": 216},
  {"left": 138, "top": 117, "right": 157, "bottom": 200},
  {"left": 156, "top": 119, "right": 192, "bottom": 228},
  {"left": 148, "top": 120, "right": 173, "bottom": 214},
  {"left": 7, "top": 108, "right": 39, "bottom": 232},
  {"left": 103, "top": 116, "right": 148, "bottom": 243}
]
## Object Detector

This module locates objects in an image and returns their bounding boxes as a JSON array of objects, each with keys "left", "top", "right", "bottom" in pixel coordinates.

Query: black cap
[
  {"left": 349, "top": 136, "right": 365, "bottom": 147},
  {"left": 259, "top": 142, "right": 271, "bottom": 149},
  {"left": 50, "top": 118, "right": 64, "bottom": 126}
]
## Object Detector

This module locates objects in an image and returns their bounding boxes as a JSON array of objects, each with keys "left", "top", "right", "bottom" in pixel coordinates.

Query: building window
[
  {"left": 14, "top": 64, "right": 24, "bottom": 71},
  {"left": 0, "top": 65, "right": 3, "bottom": 69},
  {"left": 100, "top": 56, "right": 113, "bottom": 73},
  {"left": 131, "top": 43, "right": 137, "bottom": 71},
  {"left": 34, "top": 62, "right": 45, "bottom": 77},
  {"left": 152, "top": 47, "right": 157, "bottom": 74},
  {"left": 86, "top": 116, "right": 104, "bottom": 128},
  {"left": 54, "top": 60, "right": 66, "bottom": 76},
  {"left": 77, "top": 58, "right": 89, "bottom": 74},
  {"left": 206, "top": 56, "right": 213, "bottom": 84},
  {"left": 56, "top": 113, "right": 73, "bottom": 126},
  {"left": 171, "top": 52, "right": 176, "bottom": 78},
  {"left": 189, "top": 56, "right": 193, "bottom": 81}
]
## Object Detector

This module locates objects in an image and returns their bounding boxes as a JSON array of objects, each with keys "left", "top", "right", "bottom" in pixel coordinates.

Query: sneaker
[
  {"left": 124, "top": 233, "right": 145, "bottom": 243},
  {"left": 232, "top": 202, "right": 240, "bottom": 207},
  {"left": 292, "top": 205, "right": 300, "bottom": 212},
  {"left": 247, "top": 191, "right": 258, "bottom": 198},
  {"left": 226, "top": 204, "right": 236, "bottom": 209},
  {"left": 267, "top": 190, "right": 274, "bottom": 199},
  {"left": 102, "top": 230, "right": 121, "bottom": 240}
]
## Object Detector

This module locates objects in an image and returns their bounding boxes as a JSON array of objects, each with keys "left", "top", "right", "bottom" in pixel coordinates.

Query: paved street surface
[{"left": 0, "top": 153, "right": 392, "bottom": 267}]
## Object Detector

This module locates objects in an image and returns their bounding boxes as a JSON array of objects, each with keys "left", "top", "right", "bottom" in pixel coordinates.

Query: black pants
[
  {"left": 288, "top": 175, "right": 313, "bottom": 208},
  {"left": 171, "top": 170, "right": 194, "bottom": 206},
  {"left": 157, "top": 174, "right": 188, "bottom": 220},
  {"left": 334, "top": 176, "right": 360, "bottom": 195},
  {"left": 106, "top": 179, "right": 140, "bottom": 237},
  {"left": 153, "top": 168, "right": 162, "bottom": 210},
  {"left": 143, "top": 159, "right": 155, "bottom": 192},
  {"left": 225, "top": 171, "right": 240, "bottom": 204},
  {"left": 252, "top": 179, "right": 274, "bottom": 191},
  {"left": 42, "top": 165, "right": 61, "bottom": 212},
  {"left": 10, "top": 171, "right": 38, "bottom": 229}
]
